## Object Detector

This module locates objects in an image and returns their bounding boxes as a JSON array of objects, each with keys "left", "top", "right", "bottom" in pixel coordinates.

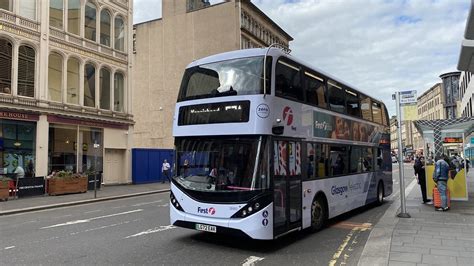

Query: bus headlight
[
  {"left": 231, "top": 192, "right": 272, "bottom": 218},
  {"left": 170, "top": 191, "right": 184, "bottom": 211}
]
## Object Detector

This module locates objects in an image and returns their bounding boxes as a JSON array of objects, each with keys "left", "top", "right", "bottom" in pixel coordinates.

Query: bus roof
[{"left": 187, "top": 48, "right": 385, "bottom": 105}]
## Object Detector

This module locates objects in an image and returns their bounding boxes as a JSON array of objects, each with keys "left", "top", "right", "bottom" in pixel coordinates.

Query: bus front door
[{"left": 273, "top": 140, "right": 302, "bottom": 237}]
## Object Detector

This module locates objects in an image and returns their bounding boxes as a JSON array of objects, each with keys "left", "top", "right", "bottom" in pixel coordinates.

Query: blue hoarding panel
[{"left": 132, "top": 149, "right": 175, "bottom": 184}]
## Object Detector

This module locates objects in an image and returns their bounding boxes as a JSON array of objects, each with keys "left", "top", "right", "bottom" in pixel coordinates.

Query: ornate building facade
[{"left": 0, "top": 0, "right": 134, "bottom": 183}]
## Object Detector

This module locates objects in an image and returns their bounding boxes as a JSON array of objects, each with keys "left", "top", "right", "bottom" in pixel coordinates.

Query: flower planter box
[
  {"left": 47, "top": 176, "right": 88, "bottom": 196},
  {"left": 0, "top": 181, "right": 9, "bottom": 201}
]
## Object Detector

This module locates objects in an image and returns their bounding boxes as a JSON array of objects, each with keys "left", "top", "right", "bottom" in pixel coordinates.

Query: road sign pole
[{"left": 395, "top": 91, "right": 410, "bottom": 218}]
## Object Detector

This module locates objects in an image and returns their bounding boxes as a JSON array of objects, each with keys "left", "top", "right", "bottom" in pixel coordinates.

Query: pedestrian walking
[
  {"left": 414, "top": 156, "right": 430, "bottom": 204},
  {"left": 162, "top": 159, "right": 171, "bottom": 183},
  {"left": 433, "top": 155, "right": 450, "bottom": 211}
]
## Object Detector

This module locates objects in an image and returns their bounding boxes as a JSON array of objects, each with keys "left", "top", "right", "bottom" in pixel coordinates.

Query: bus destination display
[{"left": 178, "top": 101, "right": 250, "bottom": 125}]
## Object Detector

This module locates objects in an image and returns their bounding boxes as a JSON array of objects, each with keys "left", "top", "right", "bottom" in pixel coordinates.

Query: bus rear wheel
[
  {"left": 310, "top": 196, "right": 327, "bottom": 232},
  {"left": 376, "top": 182, "right": 384, "bottom": 206}
]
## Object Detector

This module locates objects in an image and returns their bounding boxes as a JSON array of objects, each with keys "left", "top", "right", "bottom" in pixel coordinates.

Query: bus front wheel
[{"left": 310, "top": 196, "right": 327, "bottom": 232}]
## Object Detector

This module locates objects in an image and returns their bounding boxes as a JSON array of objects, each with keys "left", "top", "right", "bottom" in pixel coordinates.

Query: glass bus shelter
[{"left": 414, "top": 117, "right": 474, "bottom": 201}]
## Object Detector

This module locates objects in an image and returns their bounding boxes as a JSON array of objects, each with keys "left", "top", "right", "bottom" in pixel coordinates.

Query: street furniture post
[{"left": 394, "top": 91, "right": 410, "bottom": 218}]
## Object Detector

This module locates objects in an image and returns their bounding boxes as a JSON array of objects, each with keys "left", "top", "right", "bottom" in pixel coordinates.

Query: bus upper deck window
[
  {"left": 346, "top": 89, "right": 360, "bottom": 117},
  {"left": 275, "top": 60, "right": 304, "bottom": 101},
  {"left": 360, "top": 96, "right": 373, "bottom": 121},
  {"left": 372, "top": 102, "right": 383, "bottom": 124},
  {"left": 328, "top": 81, "right": 345, "bottom": 113},
  {"left": 305, "top": 71, "right": 327, "bottom": 108}
]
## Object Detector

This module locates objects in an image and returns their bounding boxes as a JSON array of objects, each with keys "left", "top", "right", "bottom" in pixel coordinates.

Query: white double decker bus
[{"left": 170, "top": 47, "right": 392, "bottom": 240}]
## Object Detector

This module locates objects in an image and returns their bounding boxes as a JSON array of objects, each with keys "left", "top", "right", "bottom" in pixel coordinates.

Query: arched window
[
  {"left": 114, "top": 16, "right": 125, "bottom": 51},
  {"left": 50, "top": 0, "right": 63, "bottom": 29},
  {"left": 100, "top": 9, "right": 111, "bottom": 46},
  {"left": 114, "top": 72, "right": 124, "bottom": 112},
  {"left": 19, "top": 0, "right": 36, "bottom": 20},
  {"left": 0, "top": 0, "right": 12, "bottom": 11},
  {"left": 84, "top": 2, "right": 97, "bottom": 41},
  {"left": 67, "top": 58, "right": 79, "bottom": 104},
  {"left": 67, "top": 0, "right": 80, "bottom": 35},
  {"left": 0, "top": 38, "right": 12, "bottom": 94},
  {"left": 18, "top": 45, "right": 35, "bottom": 97},
  {"left": 99, "top": 68, "right": 110, "bottom": 109},
  {"left": 48, "top": 53, "right": 62, "bottom": 102},
  {"left": 84, "top": 63, "right": 96, "bottom": 107}
]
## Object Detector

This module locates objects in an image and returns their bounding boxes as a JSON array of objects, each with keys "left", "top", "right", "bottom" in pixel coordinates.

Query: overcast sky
[{"left": 133, "top": 0, "right": 470, "bottom": 116}]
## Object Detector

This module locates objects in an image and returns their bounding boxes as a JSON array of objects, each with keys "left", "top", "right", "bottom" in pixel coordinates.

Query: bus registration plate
[{"left": 195, "top": 223, "right": 217, "bottom": 233}]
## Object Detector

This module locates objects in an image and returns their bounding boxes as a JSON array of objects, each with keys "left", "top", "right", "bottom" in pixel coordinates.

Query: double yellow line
[{"left": 329, "top": 222, "right": 372, "bottom": 266}]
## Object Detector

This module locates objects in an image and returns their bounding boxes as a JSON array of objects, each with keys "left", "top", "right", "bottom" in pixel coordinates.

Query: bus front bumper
[{"left": 170, "top": 203, "right": 274, "bottom": 240}]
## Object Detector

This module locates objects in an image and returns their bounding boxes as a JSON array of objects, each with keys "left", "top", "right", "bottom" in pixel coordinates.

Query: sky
[{"left": 133, "top": 0, "right": 471, "bottom": 116}]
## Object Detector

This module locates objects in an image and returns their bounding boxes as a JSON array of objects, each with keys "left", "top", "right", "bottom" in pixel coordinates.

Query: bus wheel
[
  {"left": 376, "top": 182, "right": 384, "bottom": 206},
  {"left": 310, "top": 196, "right": 327, "bottom": 232}
]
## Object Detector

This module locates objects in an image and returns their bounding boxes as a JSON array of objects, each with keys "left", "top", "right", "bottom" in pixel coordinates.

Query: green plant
[
  {"left": 0, "top": 176, "right": 12, "bottom": 186},
  {"left": 51, "top": 171, "right": 85, "bottom": 180},
  {"left": 83, "top": 167, "right": 98, "bottom": 176}
]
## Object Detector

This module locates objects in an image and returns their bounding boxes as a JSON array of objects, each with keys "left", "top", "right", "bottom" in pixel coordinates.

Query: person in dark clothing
[
  {"left": 414, "top": 156, "right": 430, "bottom": 204},
  {"left": 433, "top": 155, "right": 450, "bottom": 211}
]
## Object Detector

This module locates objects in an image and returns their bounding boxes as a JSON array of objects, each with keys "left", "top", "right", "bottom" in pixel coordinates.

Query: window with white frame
[
  {"left": 48, "top": 53, "right": 63, "bottom": 102},
  {"left": 0, "top": 38, "right": 12, "bottom": 94},
  {"left": 84, "top": 63, "right": 96, "bottom": 107},
  {"left": 19, "top": 0, "right": 36, "bottom": 20},
  {"left": 99, "top": 68, "right": 110, "bottom": 109},
  {"left": 0, "top": 0, "right": 12, "bottom": 11},
  {"left": 67, "top": 58, "right": 80, "bottom": 104},
  {"left": 100, "top": 9, "right": 111, "bottom": 46},
  {"left": 114, "top": 16, "right": 125, "bottom": 51},
  {"left": 68, "top": 0, "right": 80, "bottom": 35},
  {"left": 17, "top": 45, "right": 35, "bottom": 97},
  {"left": 84, "top": 2, "right": 97, "bottom": 41},
  {"left": 114, "top": 72, "right": 124, "bottom": 112},
  {"left": 50, "top": 0, "right": 63, "bottom": 29}
]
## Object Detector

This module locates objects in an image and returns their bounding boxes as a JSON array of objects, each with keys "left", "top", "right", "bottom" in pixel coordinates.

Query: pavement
[
  {"left": 2, "top": 171, "right": 474, "bottom": 266},
  {"left": 359, "top": 170, "right": 474, "bottom": 266},
  {"left": 0, "top": 182, "right": 170, "bottom": 215}
]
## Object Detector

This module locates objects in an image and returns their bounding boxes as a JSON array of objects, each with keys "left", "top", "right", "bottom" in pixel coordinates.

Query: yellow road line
[{"left": 328, "top": 222, "right": 372, "bottom": 266}]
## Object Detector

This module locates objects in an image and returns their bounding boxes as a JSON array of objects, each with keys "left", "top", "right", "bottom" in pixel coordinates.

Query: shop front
[
  {"left": 0, "top": 111, "right": 46, "bottom": 198},
  {"left": 47, "top": 115, "right": 131, "bottom": 185},
  {"left": 0, "top": 118, "right": 37, "bottom": 177}
]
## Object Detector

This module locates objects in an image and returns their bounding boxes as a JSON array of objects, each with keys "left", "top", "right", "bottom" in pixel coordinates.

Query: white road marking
[
  {"left": 56, "top": 214, "right": 73, "bottom": 218},
  {"left": 84, "top": 209, "right": 102, "bottom": 214},
  {"left": 242, "top": 256, "right": 265, "bottom": 266},
  {"left": 132, "top": 200, "right": 163, "bottom": 207},
  {"left": 112, "top": 205, "right": 129, "bottom": 209},
  {"left": 41, "top": 209, "right": 143, "bottom": 229},
  {"left": 124, "top": 225, "right": 175, "bottom": 239},
  {"left": 69, "top": 220, "right": 132, "bottom": 236},
  {"left": 4, "top": 246, "right": 15, "bottom": 250},
  {"left": 157, "top": 204, "right": 169, "bottom": 207}
]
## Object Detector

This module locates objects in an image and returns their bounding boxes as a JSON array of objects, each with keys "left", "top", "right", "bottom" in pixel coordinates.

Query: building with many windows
[
  {"left": 132, "top": 0, "right": 293, "bottom": 149},
  {"left": 440, "top": 72, "right": 461, "bottom": 119},
  {"left": 457, "top": 2, "right": 474, "bottom": 160},
  {"left": 0, "top": 0, "right": 133, "bottom": 184},
  {"left": 458, "top": 71, "right": 474, "bottom": 118},
  {"left": 417, "top": 83, "right": 445, "bottom": 121}
]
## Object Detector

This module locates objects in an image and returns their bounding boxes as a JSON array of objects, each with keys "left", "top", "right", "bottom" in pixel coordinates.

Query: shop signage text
[
  {"left": 443, "top": 137, "right": 463, "bottom": 143},
  {"left": 0, "top": 111, "right": 39, "bottom": 121}
]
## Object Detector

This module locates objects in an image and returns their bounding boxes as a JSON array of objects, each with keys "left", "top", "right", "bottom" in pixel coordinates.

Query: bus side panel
[{"left": 302, "top": 173, "right": 374, "bottom": 229}]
